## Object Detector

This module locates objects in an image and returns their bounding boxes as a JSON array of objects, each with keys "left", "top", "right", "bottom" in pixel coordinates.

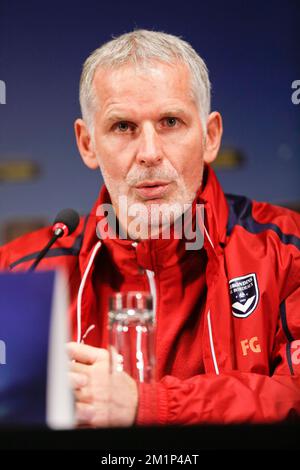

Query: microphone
[{"left": 28, "top": 208, "right": 80, "bottom": 271}]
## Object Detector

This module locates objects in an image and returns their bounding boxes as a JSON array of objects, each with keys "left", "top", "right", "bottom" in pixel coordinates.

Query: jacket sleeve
[
  {"left": 0, "top": 222, "right": 82, "bottom": 271},
  {"left": 0, "top": 236, "right": 34, "bottom": 270},
  {"left": 0, "top": 243, "right": 13, "bottom": 270},
  {"left": 136, "top": 285, "right": 300, "bottom": 425},
  {"left": 0, "top": 232, "right": 37, "bottom": 271}
]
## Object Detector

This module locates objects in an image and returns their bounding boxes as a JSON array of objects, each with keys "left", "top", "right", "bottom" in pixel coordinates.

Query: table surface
[{"left": 0, "top": 423, "right": 300, "bottom": 451}]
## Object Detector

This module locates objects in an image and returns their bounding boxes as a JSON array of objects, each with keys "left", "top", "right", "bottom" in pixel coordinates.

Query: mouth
[{"left": 133, "top": 181, "right": 171, "bottom": 200}]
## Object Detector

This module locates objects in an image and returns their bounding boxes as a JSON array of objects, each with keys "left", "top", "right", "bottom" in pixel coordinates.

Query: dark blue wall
[{"left": 0, "top": 0, "right": 299, "bottom": 234}]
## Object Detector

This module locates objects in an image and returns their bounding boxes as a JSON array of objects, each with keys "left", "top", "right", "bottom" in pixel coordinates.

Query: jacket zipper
[
  {"left": 207, "top": 309, "right": 220, "bottom": 375},
  {"left": 77, "top": 240, "right": 102, "bottom": 343},
  {"left": 145, "top": 269, "right": 157, "bottom": 321}
]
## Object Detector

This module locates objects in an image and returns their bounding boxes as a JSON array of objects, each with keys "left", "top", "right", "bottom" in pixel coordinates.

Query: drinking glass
[{"left": 108, "top": 291, "right": 155, "bottom": 383}]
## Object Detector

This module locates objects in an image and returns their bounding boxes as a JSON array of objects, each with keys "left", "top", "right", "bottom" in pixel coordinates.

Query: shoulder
[
  {"left": 225, "top": 193, "right": 300, "bottom": 250},
  {"left": 0, "top": 216, "right": 87, "bottom": 270}
]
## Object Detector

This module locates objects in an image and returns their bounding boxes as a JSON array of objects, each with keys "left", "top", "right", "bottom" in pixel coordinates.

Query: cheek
[
  {"left": 165, "top": 133, "right": 203, "bottom": 175},
  {"left": 100, "top": 158, "right": 128, "bottom": 185},
  {"left": 94, "top": 137, "right": 131, "bottom": 181},
  {"left": 182, "top": 160, "right": 203, "bottom": 192}
]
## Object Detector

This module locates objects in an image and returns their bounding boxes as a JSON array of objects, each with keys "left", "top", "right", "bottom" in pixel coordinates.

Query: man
[{"left": 1, "top": 30, "right": 300, "bottom": 427}]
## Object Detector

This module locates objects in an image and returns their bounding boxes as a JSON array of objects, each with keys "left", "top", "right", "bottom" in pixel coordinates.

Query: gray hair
[{"left": 79, "top": 29, "right": 211, "bottom": 133}]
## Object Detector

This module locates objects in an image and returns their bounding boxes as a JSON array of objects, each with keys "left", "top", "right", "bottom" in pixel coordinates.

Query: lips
[{"left": 134, "top": 181, "right": 171, "bottom": 199}]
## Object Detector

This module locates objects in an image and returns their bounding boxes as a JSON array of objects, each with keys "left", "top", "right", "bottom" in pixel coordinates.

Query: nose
[{"left": 136, "top": 123, "right": 162, "bottom": 167}]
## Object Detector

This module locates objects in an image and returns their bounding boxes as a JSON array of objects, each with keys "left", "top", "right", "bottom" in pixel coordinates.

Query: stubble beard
[{"left": 99, "top": 161, "right": 203, "bottom": 240}]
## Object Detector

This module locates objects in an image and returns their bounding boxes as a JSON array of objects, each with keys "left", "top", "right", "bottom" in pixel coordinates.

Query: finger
[
  {"left": 73, "top": 386, "right": 93, "bottom": 404},
  {"left": 75, "top": 402, "right": 95, "bottom": 424},
  {"left": 69, "top": 360, "right": 90, "bottom": 375},
  {"left": 68, "top": 372, "right": 88, "bottom": 390},
  {"left": 67, "top": 342, "right": 109, "bottom": 365},
  {"left": 110, "top": 346, "right": 122, "bottom": 372}
]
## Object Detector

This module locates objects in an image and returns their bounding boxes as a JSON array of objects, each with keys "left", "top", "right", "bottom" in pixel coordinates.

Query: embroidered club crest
[{"left": 229, "top": 273, "right": 259, "bottom": 318}]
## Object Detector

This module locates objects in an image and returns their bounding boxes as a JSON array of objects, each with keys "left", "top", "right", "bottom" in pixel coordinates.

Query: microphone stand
[{"left": 28, "top": 227, "right": 63, "bottom": 272}]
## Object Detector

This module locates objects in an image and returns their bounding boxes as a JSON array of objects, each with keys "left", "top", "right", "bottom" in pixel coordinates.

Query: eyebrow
[
  {"left": 104, "top": 107, "right": 189, "bottom": 124},
  {"left": 158, "top": 108, "right": 187, "bottom": 118},
  {"left": 104, "top": 113, "right": 130, "bottom": 124}
]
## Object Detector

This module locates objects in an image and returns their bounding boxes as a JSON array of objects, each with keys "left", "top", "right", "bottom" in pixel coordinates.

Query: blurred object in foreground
[{"left": 0, "top": 271, "right": 74, "bottom": 429}]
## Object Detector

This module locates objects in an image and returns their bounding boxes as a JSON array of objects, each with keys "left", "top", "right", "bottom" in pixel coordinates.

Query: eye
[
  {"left": 118, "top": 121, "right": 129, "bottom": 132},
  {"left": 161, "top": 117, "right": 180, "bottom": 128},
  {"left": 113, "top": 121, "right": 136, "bottom": 133}
]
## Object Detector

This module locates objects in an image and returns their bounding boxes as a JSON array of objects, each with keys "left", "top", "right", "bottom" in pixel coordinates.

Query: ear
[
  {"left": 203, "top": 112, "right": 223, "bottom": 164},
  {"left": 74, "top": 118, "right": 99, "bottom": 170}
]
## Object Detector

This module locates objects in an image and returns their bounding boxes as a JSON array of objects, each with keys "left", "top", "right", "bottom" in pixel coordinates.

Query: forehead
[{"left": 92, "top": 61, "right": 195, "bottom": 114}]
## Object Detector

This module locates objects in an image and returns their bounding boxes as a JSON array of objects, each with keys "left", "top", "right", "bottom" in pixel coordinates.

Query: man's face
[{"left": 78, "top": 61, "right": 215, "bottom": 236}]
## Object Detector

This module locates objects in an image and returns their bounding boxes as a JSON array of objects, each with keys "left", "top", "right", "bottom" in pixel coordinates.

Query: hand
[{"left": 67, "top": 342, "right": 138, "bottom": 428}]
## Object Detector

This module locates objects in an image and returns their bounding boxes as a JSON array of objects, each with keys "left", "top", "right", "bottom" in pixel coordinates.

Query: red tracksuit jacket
[{"left": 1, "top": 165, "right": 300, "bottom": 425}]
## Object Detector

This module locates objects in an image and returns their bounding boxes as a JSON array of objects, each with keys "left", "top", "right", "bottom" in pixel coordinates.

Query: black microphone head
[{"left": 53, "top": 208, "right": 80, "bottom": 236}]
